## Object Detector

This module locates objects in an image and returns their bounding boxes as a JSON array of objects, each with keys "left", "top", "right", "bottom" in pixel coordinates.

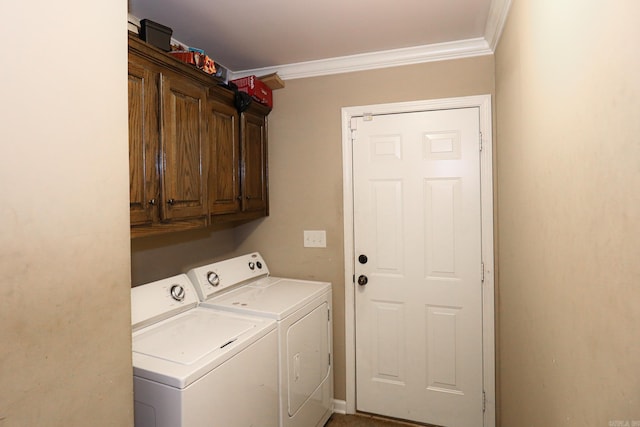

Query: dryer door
[{"left": 286, "top": 301, "right": 330, "bottom": 416}]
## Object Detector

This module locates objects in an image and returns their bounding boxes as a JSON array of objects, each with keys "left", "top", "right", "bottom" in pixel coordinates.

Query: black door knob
[
  {"left": 357, "top": 275, "right": 368, "bottom": 286},
  {"left": 358, "top": 254, "right": 368, "bottom": 264}
]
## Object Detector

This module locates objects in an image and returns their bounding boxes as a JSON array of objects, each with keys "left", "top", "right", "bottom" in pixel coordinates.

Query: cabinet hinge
[
  {"left": 479, "top": 131, "right": 483, "bottom": 151},
  {"left": 329, "top": 353, "right": 331, "bottom": 366},
  {"left": 481, "top": 262, "right": 485, "bottom": 283},
  {"left": 328, "top": 308, "right": 331, "bottom": 322},
  {"left": 482, "top": 390, "right": 486, "bottom": 412}
]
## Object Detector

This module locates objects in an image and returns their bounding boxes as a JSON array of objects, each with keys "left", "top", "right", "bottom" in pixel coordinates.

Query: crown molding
[
  {"left": 230, "top": 37, "right": 492, "bottom": 81},
  {"left": 230, "top": 0, "right": 513, "bottom": 81},
  {"left": 484, "top": 0, "right": 512, "bottom": 51}
]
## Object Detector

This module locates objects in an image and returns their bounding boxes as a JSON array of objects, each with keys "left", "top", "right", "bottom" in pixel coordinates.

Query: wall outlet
[{"left": 304, "top": 230, "right": 326, "bottom": 248}]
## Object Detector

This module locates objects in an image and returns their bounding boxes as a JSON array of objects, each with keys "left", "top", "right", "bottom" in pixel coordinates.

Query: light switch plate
[{"left": 304, "top": 230, "right": 326, "bottom": 248}]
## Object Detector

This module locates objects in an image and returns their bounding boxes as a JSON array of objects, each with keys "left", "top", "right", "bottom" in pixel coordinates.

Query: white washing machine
[
  {"left": 187, "top": 253, "right": 333, "bottom": 427},
  {"left": 131, "top": 274, "right": 279, "bottom": 427}
]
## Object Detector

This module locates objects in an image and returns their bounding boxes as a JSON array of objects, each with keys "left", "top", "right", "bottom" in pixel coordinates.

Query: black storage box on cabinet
[{"left": 139, "top": 19, "right": 173, "bottom": 51}]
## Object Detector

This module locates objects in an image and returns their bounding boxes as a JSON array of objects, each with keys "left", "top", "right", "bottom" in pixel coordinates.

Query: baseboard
[{"left": 332, "top": 399, "right": 347, "bottom": 414}]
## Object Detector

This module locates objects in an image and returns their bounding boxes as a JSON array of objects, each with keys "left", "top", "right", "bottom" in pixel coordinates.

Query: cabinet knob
[
  {"left": 167, "top": 198, "right": 176, "bottom": 205},
  {"left": 148, "top": 199, "right": 157, "bottom": 206},
  {"left": 246, "top": 196, "right": 252, "bottom": 200}
]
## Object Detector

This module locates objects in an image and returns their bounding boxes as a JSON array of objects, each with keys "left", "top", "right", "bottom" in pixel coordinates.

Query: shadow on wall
[{"left": 130, "top": 227, "right": 237, "bottom": 286}]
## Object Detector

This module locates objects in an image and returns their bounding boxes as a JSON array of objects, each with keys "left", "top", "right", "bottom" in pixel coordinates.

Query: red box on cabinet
[
  {"left": 168, "top": 51, "right": 217, "bottom": 75},
  {"left": 231, "top": 75, "right": 273, "bottom": 108}
]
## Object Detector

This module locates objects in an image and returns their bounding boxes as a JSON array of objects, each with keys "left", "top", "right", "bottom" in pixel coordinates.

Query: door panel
[
  {"left": 207, "top": 99, "right": 240, "bottom": 215},
  {"left": 286, "top": 302, "right": 330, "bottom": 416},
  {"left": 161, "top": 73, "right": 207, "bottom": 220},
  {"left": 353, "top": 108, "right": 483, "bottom": 427},
  {"left": 241, "top": 111, "right": 268, "bottom": 212},
  {"left": 128, "top": 60, "right": 159, "bottom": 225}
]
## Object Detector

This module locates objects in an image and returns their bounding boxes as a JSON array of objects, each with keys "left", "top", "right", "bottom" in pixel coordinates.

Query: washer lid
[
  {"left": 133, "top": 307, "right": 275, "bottom": 388},
  {"left": 204, "top": 277, "right": 331, "bottom": 320}
]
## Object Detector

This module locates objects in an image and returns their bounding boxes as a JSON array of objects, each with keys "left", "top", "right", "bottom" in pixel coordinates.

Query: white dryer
[
  {"left": 131, "top": 274, "right": 279, "bottom": 427},
  {"left": 187, "top": 253, "right": 333, "bottom": 427}
]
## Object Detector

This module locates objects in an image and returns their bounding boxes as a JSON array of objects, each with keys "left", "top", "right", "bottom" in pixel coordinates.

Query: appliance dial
[
  {"left": 170, "top": 284, "right": 186, "bottom": 301},
  {"left": 207, "top": 271, "right": 220, "bottom": 287},
  {"left": 248, "top": 261, "right": 255, "bottom": 270},
  {"left": 256, "top": 261, "right": 262, "bottom": 269}
]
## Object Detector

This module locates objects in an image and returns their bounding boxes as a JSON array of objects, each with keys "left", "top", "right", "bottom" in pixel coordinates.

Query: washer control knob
[
  {"left": 170, "top": 284, "right": 186, "bottom": 302},
  {"left": 256, "top": 261, "right": 263, "bottom": 269},
  {"left": 207, "top": 271, "right": 220, "bottom": 287},
  {"left": 248, "top": 261, "right": 255, "bottom": 270}
]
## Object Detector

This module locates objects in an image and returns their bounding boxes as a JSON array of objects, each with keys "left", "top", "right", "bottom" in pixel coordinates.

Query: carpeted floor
[{"left": 324, "top": 413, "right": 425, "bottom": 426}]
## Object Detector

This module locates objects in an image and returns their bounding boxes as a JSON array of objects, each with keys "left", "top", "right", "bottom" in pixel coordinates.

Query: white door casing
[{"left": 341, "top": 95, "right": 495, "bottom": 427}]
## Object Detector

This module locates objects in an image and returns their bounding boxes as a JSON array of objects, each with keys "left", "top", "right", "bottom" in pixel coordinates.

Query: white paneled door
[{"left": 352, "top": 108, "right": 483, "bottom": 427}]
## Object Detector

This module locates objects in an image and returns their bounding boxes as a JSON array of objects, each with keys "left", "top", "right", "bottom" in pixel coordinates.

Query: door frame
[{"left": 341, "top": 95, "right": 495, "bottom": 426}]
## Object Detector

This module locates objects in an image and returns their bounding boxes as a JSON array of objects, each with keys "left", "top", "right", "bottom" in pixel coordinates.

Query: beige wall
[
  {"left": 132, "top": 56, "right": 494, "bottom": 401},
  {"left": 235, "top": 56, "right": 495, "bottom": 400},
  {"left": 131, "top": 228, "right": 237, "bottom": 285},
  {"left": 495, "top": 1, "right": 640, "bottom": 425},
  {"left": 0, "top": 2, "right": 132, "bottom": 426}
]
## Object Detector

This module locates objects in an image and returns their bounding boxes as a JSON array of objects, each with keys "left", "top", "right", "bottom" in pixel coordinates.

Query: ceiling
[{"left": 129, "top": 0, "right": 510, "bottom": 80}]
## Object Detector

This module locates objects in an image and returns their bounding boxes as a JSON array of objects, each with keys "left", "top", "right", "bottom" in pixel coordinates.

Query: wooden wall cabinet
[
  {"left": 207, "top": 96, "right": 270, "bottom": 224},
  {"left": 128, "top": 33, "right": 270, "bottom": 238}
]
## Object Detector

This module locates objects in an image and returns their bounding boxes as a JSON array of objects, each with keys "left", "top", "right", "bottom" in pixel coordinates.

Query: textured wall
[
  {"left": 0, "top": 2, "right": 132, "bottom": 426},
  {"left": 495, "top": 1, "right": 640, "bottom": 425},
  {"left": 233, "top": 56, "right": 495, "bottom": 400},
  {"left": 133, "top": 55, "right": 495, "bottom": 401}
]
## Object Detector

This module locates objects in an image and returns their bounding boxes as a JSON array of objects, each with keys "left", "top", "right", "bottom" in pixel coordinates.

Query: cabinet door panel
[
  {"left": 242, "top": 112, "right": 268, "bottom": 213},
  {"left": 128, "top": 60, "right": 159, "bottom": 225},
  {"left": 161, "top": 74, "right": 207, "bottom": 221},
  {"left": 208, "top": 100, "right": 240, "bottom": 215}
]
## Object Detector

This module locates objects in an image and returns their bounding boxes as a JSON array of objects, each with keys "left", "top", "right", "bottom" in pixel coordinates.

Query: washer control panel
[
  {"left": 131, "top": 274, "right": 198, "bottom": 330},
  {"left": 186, "top": 252, "right": 269, "bottom": 301}
]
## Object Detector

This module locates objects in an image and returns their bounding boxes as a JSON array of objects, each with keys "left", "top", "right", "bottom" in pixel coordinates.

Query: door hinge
[
  {"left": 329, "top": 353, "right": 331, "bottom": 366},
  {"left": 349, "top": 117, "right": 358, "bottom": 141},
  {"left": 352, "top": 274, "right": 355, "bottom": 284},
  {"left": 328, "top": 308, "right": 331, "bottom": 322},
  {"left": 481, "top": 262, "right": 485, "bottom": 282},
  {"left": 482, "top": 390, "right": 486, "bottom": 412},
  {"left": 479, "top": 131, "right": 483, "bottom": 151}
]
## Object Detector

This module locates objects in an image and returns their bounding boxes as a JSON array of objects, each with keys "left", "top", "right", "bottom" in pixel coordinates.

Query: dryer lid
[{"left": 205, "top": 278, "right": 331, "bottom": 320}]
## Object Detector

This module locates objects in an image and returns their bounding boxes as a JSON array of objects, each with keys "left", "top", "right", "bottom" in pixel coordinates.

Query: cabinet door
[
  {"left": 128, "top": 59, "right": 159, "bottom": 225},
  {"left": 207, "top": 98, "right": 240, "bottom": 215},
  {"left": 241, "top": 110, "right": 269, "bottom": 213},
  {"left": 161, "top": 73, "right": 207, "bottom": 221}
]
